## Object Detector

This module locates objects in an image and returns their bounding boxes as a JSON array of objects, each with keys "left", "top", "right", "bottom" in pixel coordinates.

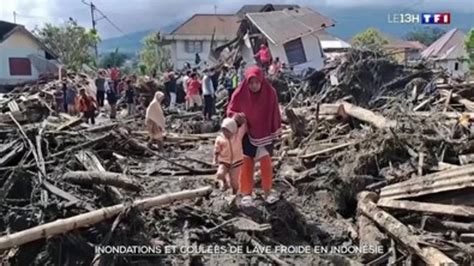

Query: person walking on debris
[
  {"left": 95, "top": 71, "right": 106, "bottom": 108},
  {"left": 202, "top": 68, "right": 215, "bottom": 120},
  {"left": 229, "top": 67, "right": 238, "bottom": 99},
  {"left": 78, "top": 88, "right": 97, "bottom": 125},
  {"left": 106, "top": 80, "right": 118, "bottom": 119},
  {"left": 65, "top": 81, "right": 77, "bottom": 115},
  {"left": 210, "top": 67, "right": 220, "bottom": 94},
  {"left": 125, "top": 79, "right": 136, "bottom": 116},
  {"left": 146, "top": 91, "right": 166, "bottom": 150},
  {"left": 268, "top": 57, "right": 282, "bottom": 76},
  {"left": 186, "top": 73, "right": 202, "bottom": 111},
  {"left": 238, "top": 62, "right": 246, "bottom": 83},
  {"left": 62, "top": 81, "right": 68, "bottom": 112},
  {"left": 182, "top": 70, "right": 191, "bottom": 104},
  {"left": 227, "top": 66, "right": 282, "bottom": 206},
  {"left": 254, "top": 44, "right": 272, "bottom": 71},
  {"left": 164, "top": 70, "right": 177, "bottom": 109},
  {"left": 108, "top": 64, "right": 120, "bottom": 90},
  {"left": 53, "top": 85, "right": 64, "bottom": 113},
  {"left": 214, "top": 118, "right": 246, "bottom": 194}
]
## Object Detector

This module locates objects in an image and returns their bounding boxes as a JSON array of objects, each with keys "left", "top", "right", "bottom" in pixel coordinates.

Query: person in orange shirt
[
  {"left": 214, "top": 118, "right": 246, "bottom": 194},
  {"left": 77, "top": 88, "right": 97, "bottom": 125}
]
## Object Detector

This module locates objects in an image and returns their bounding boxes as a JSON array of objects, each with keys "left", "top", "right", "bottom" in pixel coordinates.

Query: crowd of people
[
  {"left": 52, "top": 43, "right": 285, "bottom": 206},
  {"left": 53, "top": 65, "right": 140, "bottom": 125}
]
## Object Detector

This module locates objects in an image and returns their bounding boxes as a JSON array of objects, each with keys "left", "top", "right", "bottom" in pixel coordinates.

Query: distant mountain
[{"left": 98, "top": 22, "right": 180, "bottom": 55}]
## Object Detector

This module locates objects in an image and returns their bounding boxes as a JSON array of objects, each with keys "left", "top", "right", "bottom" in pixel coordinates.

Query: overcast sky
[{"left": 1, "top": 0, "right": 473, "bottom": 38}]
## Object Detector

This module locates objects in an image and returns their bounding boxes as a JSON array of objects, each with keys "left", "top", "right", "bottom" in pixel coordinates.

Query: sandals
[{"left": 265, "top": 190, "right": 280, "bottom": 204}]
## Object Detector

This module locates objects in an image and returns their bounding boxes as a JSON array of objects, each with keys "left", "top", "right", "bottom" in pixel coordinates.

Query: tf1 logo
[
  {"left": 387, "top": 13, "right": 451, "bottom": 24},
  {"left": 421, "top": 13, "right": 451, "bottom": 24}
]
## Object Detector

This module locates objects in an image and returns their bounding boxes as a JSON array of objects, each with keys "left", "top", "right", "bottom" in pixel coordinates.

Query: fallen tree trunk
[
  {"left": 338, "top": 102, "right": 397, "bottom": 129},
  {"left": 358, "top": 192, "right": 455, "bottom": 265},
  {"left": 62, "top": 171, "right": 142, "bottom": 191},
  {"left": 0, "top": 186, "right": 212, "bottom": 250}
]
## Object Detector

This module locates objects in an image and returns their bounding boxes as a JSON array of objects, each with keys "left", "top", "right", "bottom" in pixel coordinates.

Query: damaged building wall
[
  {"left": 240, "top": 33, "right": 325, "bottom": 72},
  {"left": 170, "top": 39, "right": 228, "bottom": 69},
  {"left": 0, "top": 30, "right": 44, "bottom": 85},
  {"left": 268, "top": 34, "right": 324, "bottom": 72},
  {"left": 434, "top": 59, "right": 470, "bottom": 79}
]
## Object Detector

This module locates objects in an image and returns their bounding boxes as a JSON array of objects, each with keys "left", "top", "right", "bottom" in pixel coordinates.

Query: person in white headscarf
[{"left": 146, "top": 91, "right": 166, "bottom": 149}]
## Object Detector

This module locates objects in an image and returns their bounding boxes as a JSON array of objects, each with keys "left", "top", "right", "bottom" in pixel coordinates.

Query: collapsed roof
[
  {"left": 421, "top": 28, "right": 468, "bottom": 60},
  {"left": 245, "top": 7, "right": 335, "bottom": 45}
]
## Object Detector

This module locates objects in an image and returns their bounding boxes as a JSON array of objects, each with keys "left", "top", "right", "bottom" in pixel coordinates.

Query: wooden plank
[
  {"left": 56, "top": 117, "right": 83, "bottom": 131},
  {"left": 8, "top": 101, "right": 20, "bottom": 112},
  {"left": 380, "top": 164, "right": 474, "bottom": 200},
  {"left": 377, "top": 199, "right": 474, "bottom": 218},
  {"left": 358, "top": 192, "right": 455, "bottom": 265}
]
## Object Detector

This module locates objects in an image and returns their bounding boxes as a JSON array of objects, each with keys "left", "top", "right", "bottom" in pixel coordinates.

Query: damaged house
[
  {"left": 164, "top": 14, "right": 241, "bottom": 69},
  {"left": 0, "top": 21, "right": 59, "bottom": 87},
  {"left": 215, "top": 7, "right": 338, "bottom": 73},
  {"left": 421, "top": 28, "right": 470, "bottom": 79}
]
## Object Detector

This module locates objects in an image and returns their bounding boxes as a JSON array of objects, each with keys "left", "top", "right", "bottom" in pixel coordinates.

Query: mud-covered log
[
  {"left": 356, "top": 215, "right": 387, "bottom": 261},
  {"left": 338, "top": 102, "right": 397, "bottom": 129},
  {"left": 63, "top": 171, "right": 142, "bottom": 191},
  {"left": 0, "top": 186, "right": 212, "bottom": 250},
  {"left": 358, "top": 192, "right": 455, "bottom": 265}
]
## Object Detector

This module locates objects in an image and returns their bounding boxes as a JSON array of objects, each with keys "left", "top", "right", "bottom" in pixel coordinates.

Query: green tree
[
  {"left": 139, "top": 32, "right": 172, "bottom": 75},
  {"left": 466, "top": 28, "right": 474, "bottom": 71},
  {"left": 404, "top": 27, "right": 446, "bottom": 46},
  {"left": 100, "top": 48, "right": 128, "bottom": 68},
  {"left": 352, "top": 28, "right": 388, "bottom": 51},
  {"left": 34, "top": 20, "right": 100, "bottom": 70}
]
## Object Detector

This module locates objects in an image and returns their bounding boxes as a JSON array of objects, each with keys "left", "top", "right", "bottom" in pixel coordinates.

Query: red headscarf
[{"left": 227, "top": 66, "right": 281, "bottom": 147}]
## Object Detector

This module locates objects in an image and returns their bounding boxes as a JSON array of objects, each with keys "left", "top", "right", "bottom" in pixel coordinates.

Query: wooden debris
[
  {"left": 62, "top": 171, "right": 142, "bottom": 191},
  {"left": 338, "top": 102, "right": 397, "bottom": 129},
  {"left": 358, "top": 192, "right": 455, "bottom": 265},
  {"left": 0, "top": 186, "right": 212, "bottom": 250},
  {"left": 380, "top": 164, "right": 474, "bottom": 200},
  {"left": 377, "top": 199, "right": 474, "bottom": 218}
]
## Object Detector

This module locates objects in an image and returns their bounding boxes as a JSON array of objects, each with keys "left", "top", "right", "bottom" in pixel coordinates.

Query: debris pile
[{"left": 1, "top": 50, "right": 474, "bottom": 265}]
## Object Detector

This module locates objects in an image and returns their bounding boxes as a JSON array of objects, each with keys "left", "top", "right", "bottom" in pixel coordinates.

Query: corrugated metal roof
[
  {"left": 0, "top": 20, "right": 19, "bottom": 41},
  {"left": 246, "top": 7, "right": 334, "bottom": 45},
  {"left": 167, "top": 14, "right": 240, "bottom": 39},
  {"left": 421, "top": 28, "right": 467, "bottom": 60}
]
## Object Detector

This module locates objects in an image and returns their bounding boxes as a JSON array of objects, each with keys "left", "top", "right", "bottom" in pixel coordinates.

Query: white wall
[
  {"left": 170, "top": 39, "right": 229, "bottom": 69},
  {"left": 0, "top": 30, "right": 45, "bottom": 85},
  {"left": 268, "top": 34, "right": 324, "bottom": 73},
  {"left": 435, "top": 60, "right": 470, "bottom": 78}
]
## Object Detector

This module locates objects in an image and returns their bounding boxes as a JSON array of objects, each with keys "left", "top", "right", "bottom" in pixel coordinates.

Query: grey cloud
[{"left": 3, "top": 0, "right": 473, "bottom": 38}]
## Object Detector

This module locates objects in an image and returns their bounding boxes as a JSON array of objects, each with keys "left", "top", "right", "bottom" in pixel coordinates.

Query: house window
[
  {"left": 284, "top": 38, "right": 307, "bottom": 65},
  {"left": 454, "top": 62, "right": 459, "bottom": 71},
  {"left": 185, "top": 41, "right": 203, "bottom": 53},
  {"left": 9, "top": 58, "right": 32, "bottom": 76}
]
